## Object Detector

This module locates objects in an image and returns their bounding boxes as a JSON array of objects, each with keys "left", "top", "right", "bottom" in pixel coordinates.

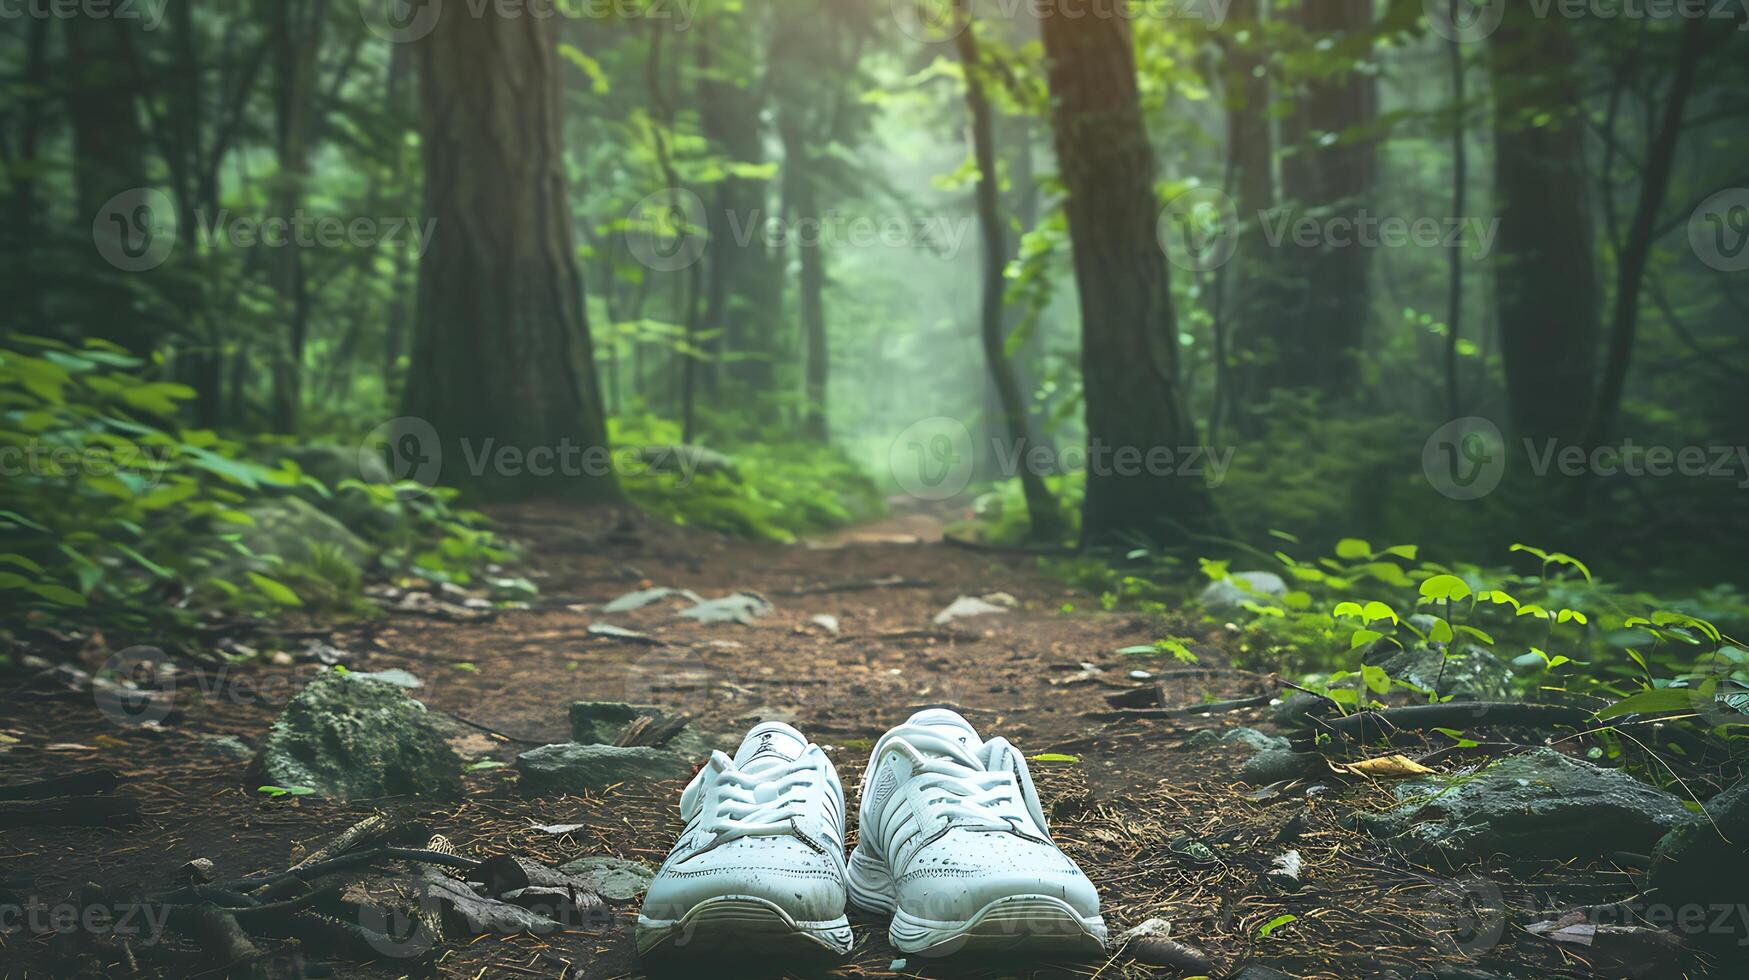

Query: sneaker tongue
[
  {"left": 902, "top": 708, "right": 985, "bottom": 763},
  {"left": 733, "top": 722, "right": 809, "bottom": 771}
]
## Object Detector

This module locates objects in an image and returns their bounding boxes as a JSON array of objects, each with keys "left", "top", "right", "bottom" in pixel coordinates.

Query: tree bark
[
  {"left": 779, "top": 111, "right": 829, "bottom": 442},
  {"left": 1274, "top": 0, "right": 1376, "bottom": 399},
  {"left": 1444, "top": 0, "right": 1467, "bottom": 420},
  {"left": 955, "top": 3, "right": 1063, "bottom": 540},
  {"left": 1583, "top": 15, "right": 1714, "bottom": 450},
  {"left": 1039, "top": 0, "right": 1220, "bottom": 547},
  {"left": 405, "top": 3, "right": 617, "bottom": 500},
  {"left": 1215, "top": 0, "right": 1273, "bottom": 436},
  {"left": 1491, "top": 8, "right": 1599, "bottom": 446},
  {"left": 268, "top": 0, "right": 327, "bottom": 434}
]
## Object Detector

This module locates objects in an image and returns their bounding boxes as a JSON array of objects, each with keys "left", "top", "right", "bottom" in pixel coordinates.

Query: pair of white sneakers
[{"left": 636, "top": 709, "right": 1107, "bottom": 960}]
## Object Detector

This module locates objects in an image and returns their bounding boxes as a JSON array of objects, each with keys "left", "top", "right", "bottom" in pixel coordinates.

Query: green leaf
[
  {"left": 247, "top": 572, "right": 303, "bottom": 607},
  {"left": 1258, "top": 914, "right": 1298, "bottom": 938},
  {"left": 1419, "top": 574, "right": 1472, "bottom": 603},
  {"left": 1335, "top": 538, "right": 1371, "bottom": 559},
  {"left": 0, "top": 553, "right": 44, "bottom": 573},
  {"left": 1362, "top": 600, "right": 1399, "bottom": 625},
  {"left": 1351, "top": 628, "right": 1384, "bottom": 650},
  {"left": 1362, "top": 664, "right": 1391, "bottom": 696},
  {"left": 1028, "top": 753, "right": 1080, "bottom": 763},
  {"left": 1596, "top": 688, "right": 1697, "bottom": 720},
  {"left": 1427, "top": 618, "right": 1454, "bottom": 644}
]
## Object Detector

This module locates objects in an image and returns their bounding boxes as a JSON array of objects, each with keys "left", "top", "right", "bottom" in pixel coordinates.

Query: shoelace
[
  {"left": 698, "top": 760, "right": 830, "bottom": 848},
  {"left": 910, "top": 759, "right": 1037, "bottom": 835}
]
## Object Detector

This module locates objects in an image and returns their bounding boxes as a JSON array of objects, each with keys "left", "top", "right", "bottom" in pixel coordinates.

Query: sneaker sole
[
  {"left": 847, "top": 846, "right": 1107, "bottom": 958},
  {"left": 636, "top": 895, "right": 853, "bottom": 960}
]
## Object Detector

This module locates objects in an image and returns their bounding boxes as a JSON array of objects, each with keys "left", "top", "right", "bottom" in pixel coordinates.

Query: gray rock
[
  {"left": 1648, "top": 779, "right": 1749, "bottom": 955},
  {"left": 220, "top": 496, "right": 373, "bottom": 570},
  {"left": 1270, "top": 693, "right": 1328, "bottom": 729},
  {"left": 680, "top": 592, "right": 774, "bottom": 624},
  {"left": 1242, "top": 749, "right": 1330, "bottom": 785},
  {"left": 257, "top": 673, "right": 461, "bottom": 800},
  {"left": 1197, "top": 572, "right": 1287, "bottom": 617},
  {"left": 1356, "top": 748, "right": 1699, "bottom": 864},
  {"left": 1187, "top": 727, "right": 1290, "bottom": 753},
  {"left": 199, "top": 733, "right": 255, "bottom": 761},
  {"left": 515, "top": 743, "right": 692, "bottom": 794},
  {"left": 567, "top": 701, "right": 716, "bottom": 758},
  {"left": 557, "top": 855, "right": 657, "bottom": 902},
  {"left": 343, "top": 668, "right": 423, "bottom": 689},
  {"left": 1366, "top": 642, "right": 1515, "bottom": 701}
]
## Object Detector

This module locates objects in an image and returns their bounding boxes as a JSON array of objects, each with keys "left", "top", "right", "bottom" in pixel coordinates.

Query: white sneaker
[
  {"left": 636, "top": 722, "right": 853, "bottom": 959},
  {"left": 847, "top": 708, "right": 1107, "bottom": 957}
]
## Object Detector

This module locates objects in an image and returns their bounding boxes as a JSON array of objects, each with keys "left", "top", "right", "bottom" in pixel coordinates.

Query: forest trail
[{"left": 4, "top": 505, "right": 1556, "bottom": 979}]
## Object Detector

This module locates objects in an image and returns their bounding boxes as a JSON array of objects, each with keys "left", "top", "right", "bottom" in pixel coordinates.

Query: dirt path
[{"left": 1, "top": 505, "right": 1572, "bottom": 979}]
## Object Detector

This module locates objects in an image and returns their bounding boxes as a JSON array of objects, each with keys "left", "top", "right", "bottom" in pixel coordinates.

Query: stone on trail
[
  {"left": 1196, "top": 572, "right": 1287, "bottom": 617},
  {"left": 515, "top": 743, "right": 692, "bottom": 794},
  {"left": 678, "top": 592, "right": 773, "bottom": 624},
  {"left": 1186, "top": 727, "right": 1290, "bottom": 753},
  {"left": 1356, "top": 748, "right": 1698, "bottom": 864},
  {"left": 1365, "top": 642, "right": 1515, "bottom": 701},
  {"left": 257, "top": 672, "right": 462, "bottom": 800},
  {"left": 558, "top": 855, "right": 657, "bottom": 902},
  {"left": 568, "top": 700, "right": 715, "bottom": 757},
  {"left": 219, "top": 496, "right": 373, "bottom": 570},
  {"left": 933, "top": 595, "right": 1011, "bottom": 625},
  {"left": 1241, "top": 748, "right": 1331, "bottom": 785},
  {"left": 601, "top": 586, "right": 701, "bottom": 613}
]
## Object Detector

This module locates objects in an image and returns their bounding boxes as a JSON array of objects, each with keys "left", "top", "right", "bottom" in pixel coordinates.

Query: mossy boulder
[
  {"left": 1365, "top": 641, "right": 1515, "bottom": 701},
  {"left": 515, "top": 743, "right": 692, "bottom": 794},
  {"left": 256, "top": 672, "right": 461, "bottom": 800},
  {"left": 1356, "top": 748, "right": 1698, "bottom": 865},
  {"left": 221, "top": 496, "right": 373, "bottom": 569}
]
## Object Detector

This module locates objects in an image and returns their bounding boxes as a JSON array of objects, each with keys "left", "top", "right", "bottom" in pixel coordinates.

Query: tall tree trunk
[
  {"left": 1490, "top": 9, "right": 1599, "bottom": 445},
  {"left": 1039, "top": 0, "right": 1220, "bottom": 547},
  {"left": 1444, "top": 1, "right": 1467, "bottom": 420},
  {"left": 383, "top": 43, "right": 414, "bottom": 400},
  {"left": 956, "top": 2, "right": 1062, "bottom": 540},
  {"left": 1216, "top": 0, "right": 1272, "bottom": 437},
  {"left": 1274, "top": 0, "right": 1376, "bottom": 398},
  {"left": 405, "top": 2, "right": 617, "bottom": 500},
  {"left": 4, "top": 18, "right": 50, "bottom": 333},
  {"left": 779, "top": 112, "right": 829, "bottom": 442},
  {"left": 696, "top": 13, "right": 779, "bottom": 407},
  {"left": 268, "top": 0, "right": 327, "bottom": 433},
  {"left": 1583, "top": 15, "right": 1714, "bottom": 450}
]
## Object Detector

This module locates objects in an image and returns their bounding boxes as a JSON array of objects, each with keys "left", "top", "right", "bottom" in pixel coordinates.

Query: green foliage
[{"left": 610, "top": 415, "right": 883, "bottom": 543}]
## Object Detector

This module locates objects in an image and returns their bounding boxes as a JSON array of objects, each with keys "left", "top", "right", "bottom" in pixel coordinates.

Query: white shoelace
[
  {"left": 700, "top": 760, "right": 830, "bottom": 847},
  {"left": 911, "top": 760, "right": 1034, "bottom": 834}
]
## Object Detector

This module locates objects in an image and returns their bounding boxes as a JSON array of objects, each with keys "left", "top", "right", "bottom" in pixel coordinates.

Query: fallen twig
[
  {"left": 1298, "top": 702, "right": 1592, "bottom": 748},
  {"left": 0, "top": 768, "right": 120, "bottom": 801}
]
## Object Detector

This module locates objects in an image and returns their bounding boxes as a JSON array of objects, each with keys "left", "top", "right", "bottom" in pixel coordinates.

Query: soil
[{"left": 0, "top": 503, "right": 1675, "bottom": 979}]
